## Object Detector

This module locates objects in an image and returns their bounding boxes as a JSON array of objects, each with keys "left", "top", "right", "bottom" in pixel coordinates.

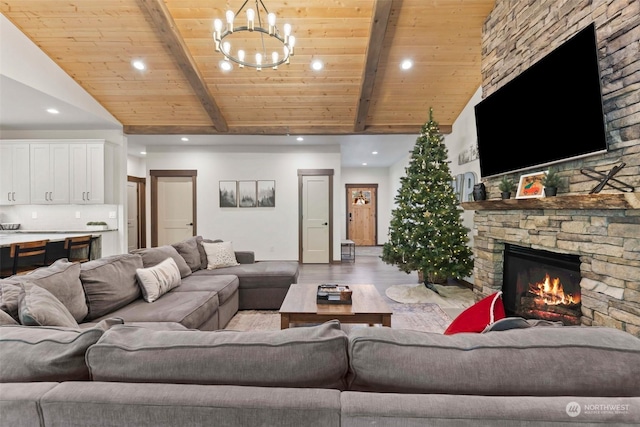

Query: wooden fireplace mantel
[{"left": 461, "top": 193, "right": 640, "bottom": 211}]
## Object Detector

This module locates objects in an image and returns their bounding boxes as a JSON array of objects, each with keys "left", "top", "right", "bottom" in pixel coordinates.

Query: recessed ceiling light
[
  {"left": 362, "top": 162, "right": 367, "bottom": 166},
  {"left": 400, "top": 59, "right": 413, "bottom": 70},
  {"left": 311, "top": 60, "right": 323, "bottom": 71},
  {"left": 372, "top": 151, "right": 378, "bottom": 155},
  {"left": 296, "top": 137, "right": 304, "bottom": 141},
  {"left": 46, "top": 108, "right": 59, "bottom": 114},
  {"left": 181, "top": 137, "right": 189, "bottom": 142},
  {"left": 132, "top": 60, "right": 145, "bottom": 70},
  {"left": 140, "top": 151, "right": 147, "bottom": 155},
  {"left": 219, "top": 61, "right": 232, "bottom": 71}
]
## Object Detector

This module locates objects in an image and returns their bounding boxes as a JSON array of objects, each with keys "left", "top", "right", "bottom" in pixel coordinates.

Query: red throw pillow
[{"left": 443, "top": 291, "right": 505, "bottom": 335}]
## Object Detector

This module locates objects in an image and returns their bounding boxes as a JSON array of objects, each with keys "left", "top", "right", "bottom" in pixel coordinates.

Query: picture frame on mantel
[{"left": 516, "top": 171, "right": 546, "bottom": 199}]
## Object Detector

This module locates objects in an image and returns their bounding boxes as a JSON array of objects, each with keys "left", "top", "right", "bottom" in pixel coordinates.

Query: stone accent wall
[
  {"left": 472, "top": 0, "right": 640, "bottom": 336},
  {"left": 480, "top": 0, "right": 639, "bottom": 198}
]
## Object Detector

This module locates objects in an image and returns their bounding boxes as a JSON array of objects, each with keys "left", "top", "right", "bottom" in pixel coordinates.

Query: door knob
[
  {"left": 322, "top": 222, "right": 328, "bottom": 225},
  {"left": 187, "top": 223, "right": 194, "bottom": 226}
]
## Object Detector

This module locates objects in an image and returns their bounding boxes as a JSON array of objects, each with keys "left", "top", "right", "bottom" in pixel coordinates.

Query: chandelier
[{"left": 213, "top": 0, "right": 295, "bottom": 70}]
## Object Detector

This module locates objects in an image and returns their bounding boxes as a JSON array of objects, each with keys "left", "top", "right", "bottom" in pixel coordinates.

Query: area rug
[
  {"left": 224, "top": 303, "right": 452, "bottom": 334},
  {"left": 385, "top": 283, "right": 475, "bottom": 308}
]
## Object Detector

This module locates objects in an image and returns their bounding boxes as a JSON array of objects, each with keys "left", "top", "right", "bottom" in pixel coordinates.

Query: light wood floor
[{"left": 297, "top": 246, "right": 421, "bottom": 304}]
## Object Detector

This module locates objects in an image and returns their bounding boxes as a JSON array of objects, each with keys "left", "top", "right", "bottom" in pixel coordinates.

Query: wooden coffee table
[{"left": 279, "top": 284, "right": 392, "bottom": 329}]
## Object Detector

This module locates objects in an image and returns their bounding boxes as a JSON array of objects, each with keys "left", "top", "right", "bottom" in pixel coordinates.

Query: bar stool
[
  {"left": 64, "top": 235, "right": 93, "bottom": 263},
  {"left": 0, "top": 239, "right": 50, "bottom": 278}
]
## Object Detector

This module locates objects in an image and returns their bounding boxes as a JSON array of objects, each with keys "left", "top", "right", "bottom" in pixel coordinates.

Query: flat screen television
[{"left": 474, "top": 23, "right": 608, "bottom": 178}]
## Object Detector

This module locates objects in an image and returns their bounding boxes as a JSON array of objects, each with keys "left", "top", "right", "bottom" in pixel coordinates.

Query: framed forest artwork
[
  {"left": 219, "top": 181, "right": 237, "bottom": 207},
  {"left": 238, "top": 181, "right": 257, "bottom": 207},
  {"left": 257, "top": 180, "right": 275, "bottom": 207}
]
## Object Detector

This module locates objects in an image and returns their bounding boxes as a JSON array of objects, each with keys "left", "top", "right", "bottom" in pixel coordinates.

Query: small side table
[{"left": 341, "top": 239, "right": 355, "bottom": 262}]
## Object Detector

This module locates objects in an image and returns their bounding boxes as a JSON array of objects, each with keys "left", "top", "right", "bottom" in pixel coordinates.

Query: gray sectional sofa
[
  {"left": 0, "top": 235, "right": 298, "bottom": 331},
  {"left": 2, "top": 237, "right": 640, "bottom": 425},
  {"left": 1, "top": 321, "right": 640, "bottom": 426}
]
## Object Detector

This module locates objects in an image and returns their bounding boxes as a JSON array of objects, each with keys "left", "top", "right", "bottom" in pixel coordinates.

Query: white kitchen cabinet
[
  {"left": 0, "top": 144, "right": 30, "bottom": 205},
  {"left": 69, "top": 143, "right": 105, "bottom": 204},
  {"left": 30, "top": 143, "right": 70, "bottom": 204}
]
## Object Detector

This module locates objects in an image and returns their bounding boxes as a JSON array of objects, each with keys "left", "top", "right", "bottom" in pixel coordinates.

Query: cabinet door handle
[
  {"left": 7, "top": 192, "right": 10, "bottom": 201},
  {"left": 12, "top": 192, "right": 15, "bottom": 201},
  {"left": 86, "top": 192, "right": 90, "bottom": 201},
  {"left": 45, "top": 192, "right": 48, "bottom": 201},
  {"left": 82, "top": 192, "right": 86, "bottom": 201},
  {"left": 49, "top": 191, "right": 53, "bottom": 201}
]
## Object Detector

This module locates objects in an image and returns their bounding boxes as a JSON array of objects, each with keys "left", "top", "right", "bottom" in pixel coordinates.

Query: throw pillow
[
  {"left": 202, "top": 241, "right": 240, "bottom": 270},
  {"left": 0, "top": 282, "right": 22, "bottom": 322},
  {"left": 131, "top": 245, "right": 192, "bottom": 278},
  {"left": 443, "top": 291, "right": 505, "bottom": 335},
  {"left": 172, "top": 236, "right": 202, "bottom": 272},
  {"left": 0, "top": 309, "right": 18, "bottom": 325},
  {"left": 135, "top": 257, "right": 182, "bottom": 303},
  {"left": 18, "top": 282, "right": 79, "bottom": 329},
  {"left": 1, "top": 259, "right": 88, "bottom": 322}
]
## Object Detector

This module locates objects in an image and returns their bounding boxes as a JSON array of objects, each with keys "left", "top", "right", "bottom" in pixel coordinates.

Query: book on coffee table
[{"left": 317, "top": 284, "right": 352, "bottom": 304}]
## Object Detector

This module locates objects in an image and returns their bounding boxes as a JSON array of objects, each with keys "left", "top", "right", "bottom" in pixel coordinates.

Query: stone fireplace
[{"left": 462, "top": 194, "right": 640, "bottom": 336}]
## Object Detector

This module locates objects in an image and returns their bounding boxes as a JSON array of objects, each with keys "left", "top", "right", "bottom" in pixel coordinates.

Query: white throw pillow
[
  {"left": 135, "top": 257, "right": 181, "bottom": 303},
  {"left": 202, "top": 241, "right": 240, "bottom": 270}
]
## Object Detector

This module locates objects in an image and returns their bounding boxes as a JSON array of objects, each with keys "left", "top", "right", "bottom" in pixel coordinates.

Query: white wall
[{"left": 144, "top": 146, "right": 342, "bottom": 261}]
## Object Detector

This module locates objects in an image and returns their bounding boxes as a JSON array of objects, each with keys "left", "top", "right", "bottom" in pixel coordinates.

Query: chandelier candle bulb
[
  {"left": 222, "top": 42, "right": 231, "bottom": 60},
  {"left": 226, "top": 10, "right": 234, "bottom": 32},
  {"left": 256, "top": 53, "right": 262, "bottom": 71},
  {"left": 238, "top": 50, "right": 245, "bottom": 67},
  {"left": 288, "top": 35, "right": 295, "bottom": 55},
  {"left": 284, "top": 23, "right": 291, "bottom": 43},
  {"left": 247, "top": 9, "right": 255, "bottom": 31},
  {"left": 268, "top": 12, "right": 276, "bottom": 35},
  {"left": 272, "top": 52, "right": 279, "bottom": 69}
]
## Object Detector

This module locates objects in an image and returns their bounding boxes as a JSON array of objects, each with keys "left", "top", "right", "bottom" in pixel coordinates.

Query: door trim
[
  {"left": 150, "top": 170, "right": 197, "bottom": 247},
  {"left": 298, "top": 169, "right": 334, "bottom": 264},
  {"left": 345, "top": 183, "right": 378, "bottom": 245},
  {"left": 127, "top": 175, "right": 147, "bottom": 249}
]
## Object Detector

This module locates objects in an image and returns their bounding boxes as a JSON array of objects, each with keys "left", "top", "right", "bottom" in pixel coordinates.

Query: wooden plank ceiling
[{"left": 0, "top": 0, "right": 495, "bottom": 135}]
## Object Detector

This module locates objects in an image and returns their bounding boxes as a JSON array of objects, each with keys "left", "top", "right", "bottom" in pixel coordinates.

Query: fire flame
[{"left": 529, "top": 273, "right": 580, "bottom": 305}]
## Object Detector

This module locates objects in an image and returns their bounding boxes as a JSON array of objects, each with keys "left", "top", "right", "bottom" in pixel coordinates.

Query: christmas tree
[{"left": 381, "top": 108, "right": 473, "bottom": 284}]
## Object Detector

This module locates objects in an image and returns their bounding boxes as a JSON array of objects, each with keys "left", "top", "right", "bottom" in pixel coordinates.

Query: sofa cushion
[
  {"left": 172, "top": 236, "right": 202, "bottom": 272},
  {"left": 198, "top": 238, "right": 221, "bottom": 269},
  {"left": 80, "top": 254, "right": 143, "bottom": 321},
  {"left": 132, "top": 245, "right": 192, "bottom": 278},
  {"left": 347, "top": 326, "right": 640, "bottom": 396},
  {"left": 174, "top": 274, "right": 239, "bottom": 306},
  {"left": 18, "top": 282, "right": 79, "bottom": 328},
  {"left": 0, "top": 318, "right": 123, "bottom": 382},
  {"left": 1, "top": 259, "right": 87, "bottom": 322},
  {"left": 0, "top": 283, "right": 21, "bottom": 322},
  {"left": 86, "top": 320, "right": 349, "bottom": 389},
  {"left": 0, "top": 309, "right": 18, "bottom": 325},
  {"left": 194, "top": 261, "right": 299, "bottom": 289},
  {"left": 90, "top": 291, "right": 219, "bottom": 330},
  {"left": 202, "top": 241, "right": 240, "bottom": 270},
  {"left": 136, "top": 257, "right": 182, "bottom": 303}
]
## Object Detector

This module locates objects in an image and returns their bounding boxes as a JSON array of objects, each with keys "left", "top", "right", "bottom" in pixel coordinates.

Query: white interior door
[
  {"left": 126, "top": 181, "right": 139, "bottom": 251},
  {"left": 302, "top": 175, "right": 330, "bottom": 263},
  {"left": 157, "top": 177, "right": 193, "bottom": 246}
]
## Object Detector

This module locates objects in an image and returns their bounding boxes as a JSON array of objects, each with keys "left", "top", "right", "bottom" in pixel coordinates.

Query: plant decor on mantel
[
  {"left": 541, "top": 167, "right": 561, "bottom": 196},
  {"left": 498, "top": 175, "right": 516, "bottom": 199},
  {"left": 382, "top": 108, "right": 474, "bottom": 286}
]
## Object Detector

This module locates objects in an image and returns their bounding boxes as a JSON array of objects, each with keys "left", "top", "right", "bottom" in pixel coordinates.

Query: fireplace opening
[{"left": 502, "top": 244, "right": 581, "bottom": 325}]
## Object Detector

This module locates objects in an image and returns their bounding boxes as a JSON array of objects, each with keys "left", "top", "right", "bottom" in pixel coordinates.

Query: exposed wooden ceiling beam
[
  {"left": 123, "top": 124, "right": 452, "bottom": 135},
  {"left": 137, "top": 0, "right": 228, "bottom": 132},
  {"left": 353, "top": 0, "right": 394, "bottom": 132}
]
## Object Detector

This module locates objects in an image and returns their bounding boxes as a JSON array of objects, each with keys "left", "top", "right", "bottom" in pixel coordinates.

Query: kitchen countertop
[{"left": 0, "top": 231, "right": 112, "bottom": 248}]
